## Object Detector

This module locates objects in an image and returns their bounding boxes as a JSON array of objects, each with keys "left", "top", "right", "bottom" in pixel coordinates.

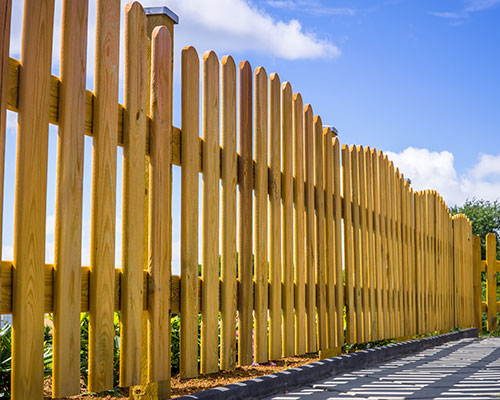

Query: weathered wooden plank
[
  {"left": 52, "top": 0, "right": 87, "bottom": 396},
  {"left": 268, "top": 73, "right": 282, "bottom": 360},
  {"left": 293, "top": 93, "right": 306, "bottom": 355},
  {"left": 254, "top": 66, "right": 268, "bottom": 363},
  {"left": 147, "top": 25, "right": 172, "bottom": 386},
  {"left": 238, "top": 60, "right": 253, "bottom": 366},
  {"left": 314, "top": 117, "right": 327, "bottom": 350},
  {"left": 281, "top": 82, "right": 294, "bottom": 357},
  {"left": 305, "top": 105, "right": 317, "bottom": 352},
  {"left": 12, "top": 1, "right": 54, "bottom": 398},
  {"left": 200, "top": 50, "right": 220, "bottom": 374},
  {"left": 180, "top": 46, "right": 200, "bottom": 378},
  {"left": 220, "top": 55, "right": 237, "bottom": 371},
  {"left": 473, "top": 236, "right": 482, "bottom": 331}
]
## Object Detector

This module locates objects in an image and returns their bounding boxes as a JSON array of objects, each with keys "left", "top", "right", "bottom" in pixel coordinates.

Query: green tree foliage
[{"left": 450, "top": 198, "right": 500, "bottom": 259}]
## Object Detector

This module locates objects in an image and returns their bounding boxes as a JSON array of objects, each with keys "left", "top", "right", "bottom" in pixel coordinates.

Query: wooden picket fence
[
  {"left": 476, "top": 233, "right": 500, "bottom": 332},
  {"left": 0, "top": 1, "right": 478, "bottom": 399}
]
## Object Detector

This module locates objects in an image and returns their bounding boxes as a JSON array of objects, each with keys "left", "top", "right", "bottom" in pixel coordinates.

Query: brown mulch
[
  {"left": 171, "top": 354, "right": 319, "bottom": 398},
  {"left": 42, "top": 354, "right": 319, "bottom": 399}
]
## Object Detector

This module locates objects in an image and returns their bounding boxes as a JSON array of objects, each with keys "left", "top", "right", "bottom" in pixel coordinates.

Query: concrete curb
[{"left": 175, "top": 328, "right": 478, "bottom": 400}]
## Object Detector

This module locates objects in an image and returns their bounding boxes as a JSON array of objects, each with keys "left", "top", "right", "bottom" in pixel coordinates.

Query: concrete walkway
[{"left": 263, "top": 337, "right": 500, "bottom": 400}]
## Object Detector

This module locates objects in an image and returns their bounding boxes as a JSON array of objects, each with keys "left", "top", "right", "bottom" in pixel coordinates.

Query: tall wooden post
[{"left": 130, "top": 5, "right": 178, "bottom": 400}]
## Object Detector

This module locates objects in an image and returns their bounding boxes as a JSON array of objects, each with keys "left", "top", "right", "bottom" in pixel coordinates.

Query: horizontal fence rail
[{"left": 0, "top": 1, "right": 478, "bottom": 399}]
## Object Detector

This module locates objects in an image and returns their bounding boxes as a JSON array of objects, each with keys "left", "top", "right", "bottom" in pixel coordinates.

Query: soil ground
[{"left": 42, "top": 354, "right": 319, "bottom": 399}]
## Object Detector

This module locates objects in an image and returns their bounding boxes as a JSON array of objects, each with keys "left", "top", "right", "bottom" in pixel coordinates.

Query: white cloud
[
  {"left": 2, "top": 245, "right": 13, "bottom": 261},
  {"left": 386, "top": 147, "right": 500, "bottom": 206},
  {"left": 153, "top": 0, "right": 340, "bottom": 59}
]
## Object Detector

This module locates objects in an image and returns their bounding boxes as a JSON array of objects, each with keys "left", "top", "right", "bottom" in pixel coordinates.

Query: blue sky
[{"left": 3, "top": 0, "right": 500, "bottom": 271}]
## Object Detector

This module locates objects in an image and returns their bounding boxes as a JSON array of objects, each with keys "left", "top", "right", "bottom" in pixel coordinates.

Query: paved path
[{"left": 264, "top": 337, "right": 500, "bottom": 400}]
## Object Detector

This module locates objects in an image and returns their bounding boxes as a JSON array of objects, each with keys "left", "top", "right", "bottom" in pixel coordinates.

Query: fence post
[{"left": 130, "top": 6, "right": 178, "bottom": 400}]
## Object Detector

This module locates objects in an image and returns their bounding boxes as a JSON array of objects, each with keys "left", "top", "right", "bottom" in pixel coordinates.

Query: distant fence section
[{"left": 0, "top": 1, "right": 477, "bottom": 399}]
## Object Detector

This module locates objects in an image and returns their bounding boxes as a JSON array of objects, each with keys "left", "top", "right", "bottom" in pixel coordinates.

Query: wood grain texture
[
  {"left": 238, "top": 60, "right": 253, "bottom": 366},
  {"left": 180, "top": 46, "right": 200, "bottom": 378},
  {"left": 305, "top": 105, "right": 317, "bottom": 352},
  {"left": 486, "top": 232, "right": 496, "bottom": 330},
  {"left": 333, "top": 139, "right": 344, "bottom": 347},
  {"left": 372, "top": 149, "right": 384, "bottom": 339},
  {"left": 364, "top": 148, "right": 376, "bottom": 340},
  {"left": 281, "top": 82, "right": 294, "bottom": 357},
  {"left": 53, "top": 0, "right": 87, "bottom": 396},
  {"left": 293, "top": 93, "right": 306, "bottom": 355},
  {"left": 385, "top": 160, "right": 395, "bottom": 337},
  {"left": 342, "top": 145, "right": 355, "bottom": 344},
  {"left": 148, "top": 26, "right": 172, "bottom": 386},
  {"left": 324, "top": 128, "right": 335, "bottom": 348},
  {"left": 88, "top": 0, "right": 120, "bottom": 392},
  {"left": 314, "top": 117, "right": 327, "bottom": 350},
  {"left": 12, "top": 1, "right": 54, "bottom": 398},
  {"left": 473, "top": 236, "right": 482, "bottom": 331},
  {"left": 379, "top": 154, "right": 389, "bottom": 337},
  {"left": 268, "top": 73, "right": 282, "bottom": 360},
  {"left": 120, "top": 2, "right": 147, "bottom": 387},
  {"left": 0, "top": 0, "right": 10, "bottom": 266},
  {"left": 254, "top": 66, "right": 268, "bottom": 363},
  {"left": 350, "top": 146, "right": 362, "bottom": 342},
  {"left": 220, "top": 55, "right": 237, "bottom": 371},
  {"left": 357, "top": 146, "right": 368, "bottom": 342},
  {"left": 201, "top": 51, "right": 220, "bottom": 374}
]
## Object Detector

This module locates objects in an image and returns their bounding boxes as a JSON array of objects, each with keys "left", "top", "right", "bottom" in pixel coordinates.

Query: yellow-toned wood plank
[
  {"left": 314, "top": 117, "right": 327, "bottom": 350},
  {"left": 52, "top": 0, "right": 87, "bottom": 396},
  {"left": 147, "top": 26, "right": 173, "bottom": 386},
  {"left": 293, "top": 93, "right": 306, "bottom": 355},
  {"left": 238, "top": 60, "right": 253, "bottom": 366},
  {"left": 281, "top": 82, "right": 294, "bottom": 357},
  {"left": 372, "top": 149, "right": 384, "bottom": 340},
  {"left": 383, "top": 156, "right": 395, "bottom": 337},
  {"left": 351, "top": 146, "right": 363, "bottom": 342},
  {"left": 394, "top": 170, "right": 403, "bottom": 337},
  {"left": 324, "top": 127, "right": 335, "bottom": 348},
  {"left": 88, "top": 0, "right": 120, "bottom": 392},
  {"left": 201, "top": 50, "right": 220, "bottom": 374},
  {"left": 220, "top": 55, "right": 237, "bottom": 371},
  {"left": 333, "top": 138, "right": 344, "bottom": 347},
  {"left": 180, "top": 46, "right": 200, "bottom": 378},
  {"left": 342, "top": 145, "right": 355, "bottom": 344},
  {"left": 365, "top": 148, "right": 376, "bottom": 340},
  {"left": 379, "top": 153, "right": 390, "bottom": 338},
  {"left": 120, "top": 2, "right": 147, "bottom": 388},
  {"left": 12, "top": 1, "right": 54, "bottom": 399},
  {"left": 357, "top": 146, "right": 369, "bottom": 342},
  {"left": 486, "top": 233, "right": 497, "bottom": 330},
  {"left": 268, "top": 73, "right": 282, "bottom": 360},
  {"left": 254, "top": 66, "right": 268, "bottom": 363},
  {"left": 305, "top": 105, "right": 317, "bottom": 352},
  {"left": 0, "top": 0, "right": 10, "bottom": 266},
  {"left": 387, "top": 162, "right": 397, "bottom": 338}
]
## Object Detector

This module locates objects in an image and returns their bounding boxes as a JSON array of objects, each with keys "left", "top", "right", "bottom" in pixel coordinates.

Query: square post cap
[{"left": 144, "top": 6, "right": 179, "bottom": 24}]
